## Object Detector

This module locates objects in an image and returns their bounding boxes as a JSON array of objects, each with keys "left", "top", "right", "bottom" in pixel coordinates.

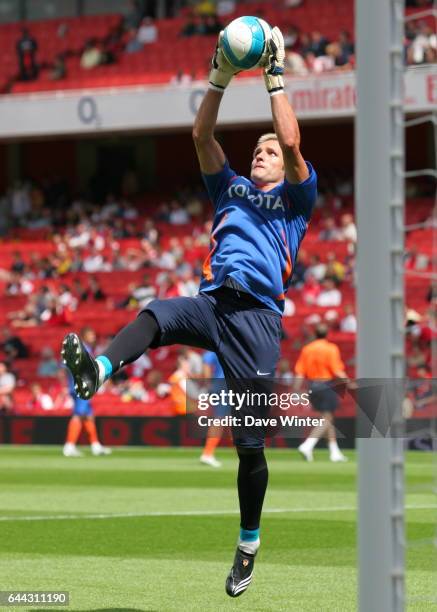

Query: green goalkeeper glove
[
  {"left": 209, "top": 32, "right": 238, "bottom": 92},
  {"left": 263, "top": 26, "right": 285, "bottom": 96}
]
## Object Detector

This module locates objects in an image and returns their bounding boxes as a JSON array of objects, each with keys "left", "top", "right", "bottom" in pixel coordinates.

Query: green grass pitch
[{"left": 0, "top": 446, "right": 435, "bottom": 611}]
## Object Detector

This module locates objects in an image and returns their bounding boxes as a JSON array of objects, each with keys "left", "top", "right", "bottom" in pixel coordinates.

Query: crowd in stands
[
  {"left": 0, "top": 166, "right": 434, "bottom": 416},
  {"left": 284, "top": 28, "right": 355, "bottom": 76},
  {"left": 405, "top": 19, "right": 437, "bottom": 65},
  {"left": 284, "top": 19, "right": 437, "bottom": 76},
  {"left": 9, "top": 0, "right": 435, "bottom": 91}
]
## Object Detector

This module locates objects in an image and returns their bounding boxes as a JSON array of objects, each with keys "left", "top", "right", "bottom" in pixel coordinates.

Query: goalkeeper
[{"left": 62, "top": 26, "right": 317, "bottom": 598}]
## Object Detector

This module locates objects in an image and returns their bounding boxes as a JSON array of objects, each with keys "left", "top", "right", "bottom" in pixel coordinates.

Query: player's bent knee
[{"left": 136, "top": 309, "right": 161, "bottom": 346}]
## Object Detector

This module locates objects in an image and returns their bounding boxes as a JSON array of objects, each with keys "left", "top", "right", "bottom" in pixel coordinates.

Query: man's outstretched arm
[
  {"left": 263, "top": 27, "right": 309, "bottom": 184},
  {"left": 271, "top": 94, "right": 309, "bottom": 184},
  {"left": 192, "top": 33, "right": 237, "bottom": 174},
  {"left": 192, "top": 89, "right": 226, "bottom": 175}
]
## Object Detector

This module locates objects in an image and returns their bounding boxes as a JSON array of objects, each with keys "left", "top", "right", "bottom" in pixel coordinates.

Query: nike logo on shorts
[{"left": 256, "top": 370, "right": 270, "bottom": 376}]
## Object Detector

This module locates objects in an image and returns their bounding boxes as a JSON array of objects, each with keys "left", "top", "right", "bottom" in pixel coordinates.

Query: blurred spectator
[
  {"left": 8, "top": 301, "right": 40, "bottom": 328},
  {"left": 125, "top": 28, "right": 144, "bottom": 54},
  {"left": 325, "top": 252, "right": 345, "bottom": 283},
  {"left": 67, "top": 222, "right": 91, "bottom": 249},
  {"left": 307, "top": 31, "right": 329, "bottom": 57},
  {"left": 156, "top": 247, "right": 177, "bottom": 270},
  {"left": 407, "top": 344, "right": 428, "bottom": 370},
  {"left": 143, "top": 219, "right": 159, "bottom": 245},
  {"left": 284, "top": 25, "right": 301, "bottom": 50},
  {"left": 117, "top": 275, "right": 156, "bottom": 309},
  {"left": 0, "top": 362, "right": 16, "bottom": 412},
  {"left": 185, "top": 348, "right": 203, "bottom": 376},
  {"left": 339, "top": 214, "right": 357, "bottom": 243},
  {"left": 340, "top": 304, "right": 357, "bottom": 333},
  {"left": 325, "top": 42, "right": 352, "bottom": 70},
  {"left": 80, "top": 39, "right": 104, "bottom": 69},
  {"left": 283, "top": 297, "right": 296, "bottom": 317},
  {"left": 338, "top": 30, "right": 355, "bottom": 62},
  {"left": 194, "top": 0, "right": 216, "bottom": 16},
  {"left": 137, "top": 17, "right": 158, "bottom": 44},
  {"left": 277, "top": 358, "right": 294, "bottom": 383},
  {"left": 29, "top": 383, "right": 54, "bottom": 411},
  {"left": 83, "top": 248, "right": 104, "bottom": 273},
  {"left": 307, "top": 51, "right": 334, "bottom": 74},
  {"left": 121, "top": 378, "right": 149, "bottom": 402},
  {"left": 180, "top": 14, "right": 204, "bottom": 37},
  {"left": 10, "top": 251, "right": 25, "bottom": 274},
  {"left": 169, "top": 201, "right": 190, "bottom": 224},
  {"left": 286, "top": 52, "right": 309, "bottom": 76},
  {"left": 11, "top": 181, "right": 31, "bottom": 221},
  {"left": 216, "top": 0, "right": 236, "bottom": 16},
  {"left": 318, "top": 217, "right": 341, "bottom": 241},
  {"left": 203, "top": 15, "right": 224, "bottom": 35},
  {"left": 405, "top": 247, "right": 429, "bottom": 272},
  {"left": 427, "top": 281, "right": 437, "bottom": 303},
  {"left": 302, "top": 275, "right": 321, "bottom": 305},
  {"left": 102, "top": 20, "right": 125, "bottom": 64},
  {"left": 306, "top": 255, "right": 326, "bottom": 281},
  {"left": 38, "top": 257, "right": 57, "bottom": 279},
  {"left": 72, "top": 278, "right": 89, "bottom": 302},
  {"left": 169, "top": 352, "right": 192, "bottom": 414},
  {"left": 49, "top": 54, "right": 66, "bottom": 81},
  {"left": 35, "top": 286, "right": 56, "bottom": 316},
  {"left": 316, "top": 279, "right": 342, "bottom": 307},
  {"left": 51, "top": 369, "right": 74, "bottom": 411},
  {"left": 146, "top": 370, "right": 170, "bottom": 400},
  {"left": 58, "top": 284, "right": 78, "bottom": 310},
  {"left": 324, "top": 309, "right": 340, "bottom": 330},
  {"left": 81, "top": 326, "right": 97, "bottom": 353},
  {"left": 6, "top": 272, "right": 34, "bottom": 296},
  {"left": 407, "top": 23, "right": 437, "bottom": 64},
  {"left": 101, "top": 193, "right": 120, "bottom": 220},
  {"left": 16, "top": 28, "right": 38, "bottom": 81},
  {"left": 130, "top": 353, "right": 153, "bottom": 378},
  {"left": 121, "top": 200, "right": 139, "bottom": 220},
  {"left": 57, "top": 22, "right": 69, "bottom": 39},
  {"left": 1, "top": 329, "right": 29, "bottom": 364},
  {"left": 89, "top": 277, "right": 106, "bottom": 301},
  {"left": 37, "top": 347, "right": 59, "bottom": 377},
  {"left": 405, "top": 308, "right": 423, "bottom": 337}
]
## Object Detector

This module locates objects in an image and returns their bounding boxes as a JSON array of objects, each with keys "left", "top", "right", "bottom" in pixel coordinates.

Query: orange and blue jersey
[{"left": 200, "top": 161, "right": 317, "bottom": 315}]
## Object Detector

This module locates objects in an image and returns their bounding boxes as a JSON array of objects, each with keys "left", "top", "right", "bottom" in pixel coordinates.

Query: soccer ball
[{"left": 222, "top": 16, "right": 271, "bottom": 70}]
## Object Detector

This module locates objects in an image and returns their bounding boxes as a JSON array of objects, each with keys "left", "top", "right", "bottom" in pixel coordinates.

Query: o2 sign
[{"left": 77, "top": 96, "right": 101, "bottom": 127}]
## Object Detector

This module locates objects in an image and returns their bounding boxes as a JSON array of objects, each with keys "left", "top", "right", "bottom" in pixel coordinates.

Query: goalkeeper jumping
[{"left": 62, "top": 26, "right": 317, "bottom": 598}]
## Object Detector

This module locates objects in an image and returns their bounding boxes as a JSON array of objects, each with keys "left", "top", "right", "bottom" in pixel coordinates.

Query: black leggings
[
  {"left": 237, "top": 447, "right": 268, "bottom": 531},
  {"left": 102, "top": 311, "right": 160, "bottom": 373}
]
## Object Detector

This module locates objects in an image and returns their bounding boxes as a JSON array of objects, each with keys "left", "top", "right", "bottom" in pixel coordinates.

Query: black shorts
[
  {"left": 309, "top": 381, "right": 339, "bottom": 413},
  {"left": 144, "top": 287, "right": 282, "bottom": 449}
]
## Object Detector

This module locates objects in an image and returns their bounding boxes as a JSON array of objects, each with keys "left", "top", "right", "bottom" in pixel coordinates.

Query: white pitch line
[{"left": 0, "top": 504, "right": 436, "bottom": 522}]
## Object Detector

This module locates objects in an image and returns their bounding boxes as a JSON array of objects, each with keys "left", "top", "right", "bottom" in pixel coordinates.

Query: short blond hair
[{"left": 256, "top": 132, "right": 278, "bottom": 146}]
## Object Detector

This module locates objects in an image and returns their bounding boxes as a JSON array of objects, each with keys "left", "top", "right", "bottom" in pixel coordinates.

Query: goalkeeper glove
[
  {"left": 263, "top": 26, "right": 285, "bottom": 96},
  {"left": 209, "top": 32, "right": 238, "bottom": 92}
]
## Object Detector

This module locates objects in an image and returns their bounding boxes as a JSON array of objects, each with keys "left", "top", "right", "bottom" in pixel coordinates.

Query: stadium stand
[
  {"left": 0, "top": 181, "right": 434, "bottom": 418},
  {"left": 1, "top": 0, "right": 434, "bottom": 94}
]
